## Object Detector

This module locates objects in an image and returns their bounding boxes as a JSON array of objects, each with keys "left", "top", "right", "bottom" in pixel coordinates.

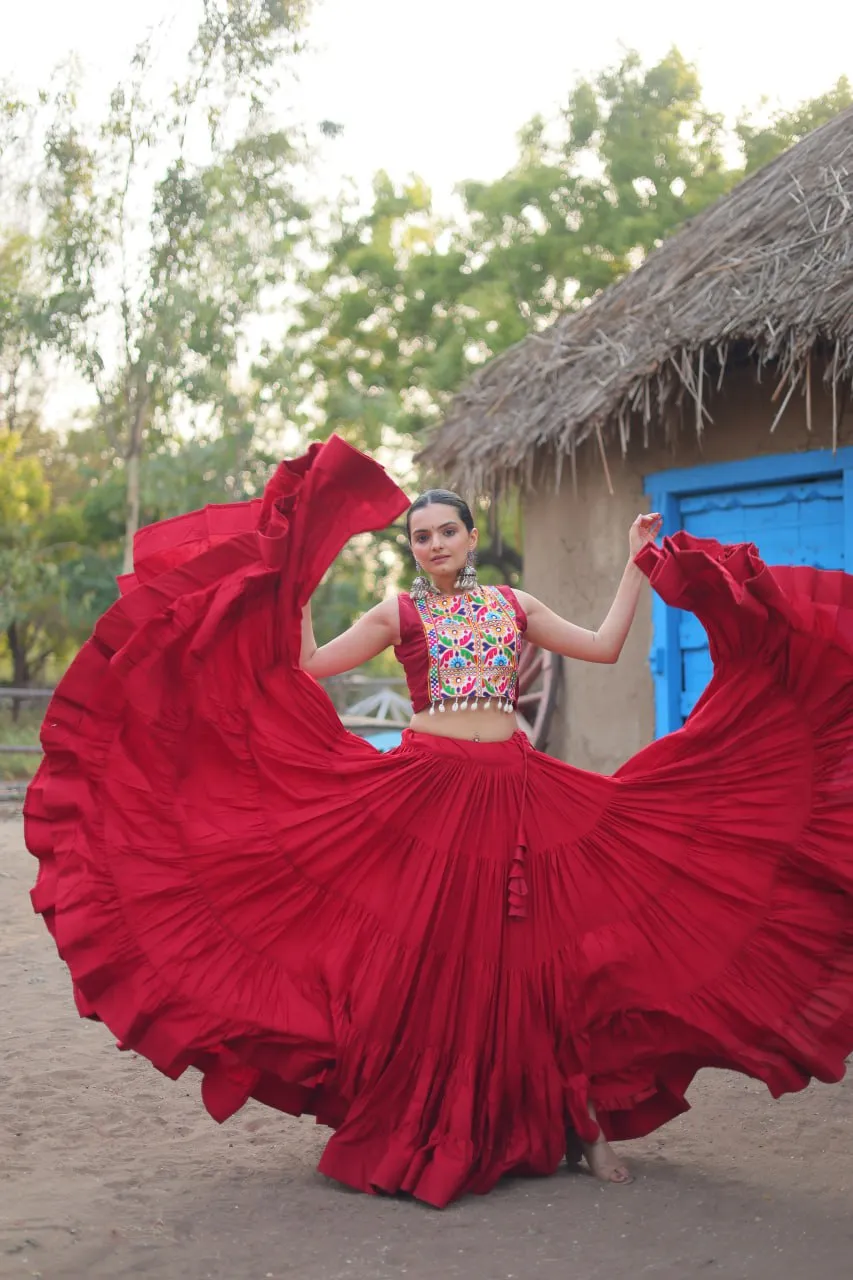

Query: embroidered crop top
[{"left": 394, "top": 585, "right": 527, "bottom": 715}]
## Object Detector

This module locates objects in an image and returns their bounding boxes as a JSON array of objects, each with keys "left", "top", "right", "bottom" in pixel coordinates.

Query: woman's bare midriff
[{"left": 408, "top": 705, "right": 519, "bottom": 743}]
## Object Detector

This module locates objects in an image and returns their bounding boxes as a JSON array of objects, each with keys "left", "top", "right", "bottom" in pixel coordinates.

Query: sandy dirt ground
[{"left": 2, "top": 815, "right": 852, "bottom": 1280}]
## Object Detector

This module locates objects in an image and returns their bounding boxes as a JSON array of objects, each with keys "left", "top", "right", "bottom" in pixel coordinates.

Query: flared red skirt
[{"left": 24, "top": 436, "right": 853, "bottom": 1206}]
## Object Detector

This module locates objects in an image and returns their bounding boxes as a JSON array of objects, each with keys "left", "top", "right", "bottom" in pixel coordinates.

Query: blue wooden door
[{"left": 675, "top": 478, "right": 844, "bottom": 721}]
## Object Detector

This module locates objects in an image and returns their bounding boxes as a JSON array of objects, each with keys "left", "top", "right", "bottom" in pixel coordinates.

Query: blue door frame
[{"left": 644, "top": 447, "right": 853, "bottom": 737}]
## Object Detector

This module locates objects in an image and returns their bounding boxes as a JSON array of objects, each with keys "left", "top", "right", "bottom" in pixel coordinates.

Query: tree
[
  {"left": 271, "top": 55, "right": 853, "bottom": 463},
  {"left": 0, "top": 432, "right": 59, "bottom": 690},
  {"left": 27, "top": 1, "right": 316, "bottom": 571},
  {"left": 0, "top": 134, "right": 117, "bottom": 689},
  {"left": 255, "top": 49, "right": 739, "bottom": 491},
  {"left": 737, "top": 77, "right": 852, "bottom": 174},
  {"left": 246, "top": 51, "right": 735, "bottom": 581}
]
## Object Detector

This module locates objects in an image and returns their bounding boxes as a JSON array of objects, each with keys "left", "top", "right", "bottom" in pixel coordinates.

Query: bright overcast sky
[
  {"left": 4, "top": 0, "right": 853, "bottom": 204},
  {"left": 3, "top": 1, "right": 852, "bottom": 425}
]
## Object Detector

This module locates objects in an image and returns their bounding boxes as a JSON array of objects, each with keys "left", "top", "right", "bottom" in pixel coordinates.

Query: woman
[{"left": 26, "top": 435, "right": 853, "bottom": 1208}]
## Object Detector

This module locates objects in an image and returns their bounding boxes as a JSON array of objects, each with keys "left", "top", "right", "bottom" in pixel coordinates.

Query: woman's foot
[
  {"left": 566, "top": 1103, "right": 634, "bottom": 1184},
  {"left": 581, "top": 1135, "right": 634, "bottom": 1185}
]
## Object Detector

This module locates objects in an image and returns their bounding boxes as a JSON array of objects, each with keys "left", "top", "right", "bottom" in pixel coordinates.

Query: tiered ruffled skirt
[{"left": 24, "top": 436, "right": 853, "bottom": 1206}]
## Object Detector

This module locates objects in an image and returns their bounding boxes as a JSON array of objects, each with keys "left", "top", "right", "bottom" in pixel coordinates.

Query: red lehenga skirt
[{"left": 24, "top": 436, "right": 853, "bottom": 1208}]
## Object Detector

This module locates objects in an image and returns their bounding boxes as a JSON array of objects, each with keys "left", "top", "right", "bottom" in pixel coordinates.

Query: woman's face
[{"left": 409, "top": 503, "right": 478, "bottom": 582}]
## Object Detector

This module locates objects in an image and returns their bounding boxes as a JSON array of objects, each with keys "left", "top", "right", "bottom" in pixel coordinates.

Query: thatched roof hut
[{"left": 423, "top": 106, "right": 853, "bottom": 493}]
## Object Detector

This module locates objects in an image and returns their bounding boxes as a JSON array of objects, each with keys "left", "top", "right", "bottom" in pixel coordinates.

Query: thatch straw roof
[{"left": 423, "top": 106, "right": 853, "bottom": 492}]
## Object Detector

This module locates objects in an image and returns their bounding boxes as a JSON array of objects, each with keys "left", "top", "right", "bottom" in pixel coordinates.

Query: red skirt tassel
[
  {"left": 508, "top": 741, "right": 530, "bottom": 919},
  {"left": 508, "top": 841, "right": 529, "bottom": 918}
]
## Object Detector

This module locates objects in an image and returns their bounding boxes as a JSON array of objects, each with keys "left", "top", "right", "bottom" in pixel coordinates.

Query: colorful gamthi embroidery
[{"left": 414, "top": 587, "right": 522, "bottom": 712}]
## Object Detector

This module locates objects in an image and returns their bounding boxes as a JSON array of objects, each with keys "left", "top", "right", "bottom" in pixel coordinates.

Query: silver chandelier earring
[
  {"left": 411, "top": 566, "right": 432, "bottom": 601},
  {"left": 455, "top": 550, "right": 478, "bottom": 592}
]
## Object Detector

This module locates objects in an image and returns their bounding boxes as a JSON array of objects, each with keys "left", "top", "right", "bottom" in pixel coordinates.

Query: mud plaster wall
[{"left": 522, "top": 364, "right": 853, "bottom": 771}]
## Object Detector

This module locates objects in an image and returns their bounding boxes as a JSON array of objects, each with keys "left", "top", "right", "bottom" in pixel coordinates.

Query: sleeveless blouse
[{"left": 394, "top": 585, "right": 527, "bottom": 715}]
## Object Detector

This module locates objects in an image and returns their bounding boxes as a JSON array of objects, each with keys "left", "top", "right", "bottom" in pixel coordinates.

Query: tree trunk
[
  {"left": 123, "top": 450, "right": 141, "bottom": 576},
  {"left": 6, "top": 622, "right": 30, "bottom": 723},
  {"left": 122, "top": 379, "right": 149, "bottom": 576}
]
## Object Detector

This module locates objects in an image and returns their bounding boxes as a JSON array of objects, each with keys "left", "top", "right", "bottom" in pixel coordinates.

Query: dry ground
[{"left": 2, "top": 817, "right": 851, "bottom": 1280}]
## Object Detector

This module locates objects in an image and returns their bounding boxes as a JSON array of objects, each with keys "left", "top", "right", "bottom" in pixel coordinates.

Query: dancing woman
[{"left": 26, "top": 435, "right": 853, "bottom": 1207}]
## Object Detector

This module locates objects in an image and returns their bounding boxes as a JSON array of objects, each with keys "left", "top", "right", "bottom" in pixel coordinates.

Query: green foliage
[
  {"left": 0, "top": 434, "right": 67, "bottom": 684},
  {"left": 142, "top": 130, "right": 308, "bottom": 417},
  {"left": 267, "top": 49, "right": 740, "bottom": 467},
  {"left": 0, "top": 700, "right": 44, "bottom": 780},
  {"left": 0, "top": 229, "right": 47, "bottom": 430},
  {"left": 0, "top": 429, "right": 124, "bottom": 680},
  {"left": 0, "top": 433, "right": 50, "bottom": 526},
  {"left": 1, "top": 8, "right": 322, "bottom": 687},
  {"left": 737, "top": 78, "right": 853, "bottom": 174},
  {"left": 6, "top": 1, "right": 317, "bottom": 581},
  {"left": 195, "top": 0, "right": 310, "bottom": 90}
]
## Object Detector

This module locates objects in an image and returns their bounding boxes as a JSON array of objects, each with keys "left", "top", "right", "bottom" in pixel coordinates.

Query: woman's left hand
[{"left": 629, "top": 512, "right": 663, "bottom": 557}]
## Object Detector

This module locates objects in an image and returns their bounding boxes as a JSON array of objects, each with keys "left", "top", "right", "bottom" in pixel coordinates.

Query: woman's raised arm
[
  {"left": 515, "top": 512, "right": 661, "bottom": 665},
  {"left": 300, "top": 597, "right": 401, "bottom": 678}
]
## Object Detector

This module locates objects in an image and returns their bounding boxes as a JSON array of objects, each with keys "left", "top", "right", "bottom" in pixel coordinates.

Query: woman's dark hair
[{"left": 406, "top": 489, "right": 474, "bottom": 540}]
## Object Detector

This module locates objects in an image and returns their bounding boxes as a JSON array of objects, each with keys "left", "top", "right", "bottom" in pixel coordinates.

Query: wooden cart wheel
[{"left": 516, "top": 644, "right": 562, "bottom": 751}]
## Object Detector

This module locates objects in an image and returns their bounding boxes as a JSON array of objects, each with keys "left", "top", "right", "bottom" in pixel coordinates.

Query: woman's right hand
[{"left": 629, "top": 513, "right": 662, "bottom": 558}]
